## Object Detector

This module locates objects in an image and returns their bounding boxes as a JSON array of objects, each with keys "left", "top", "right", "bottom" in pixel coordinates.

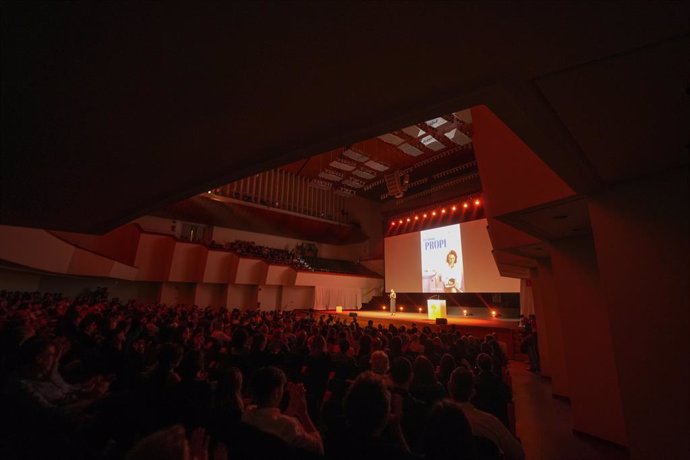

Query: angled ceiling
[
  {"left": 1, "top": 2, "right": 688, "bottom": 234},
  {"left": 278, "top": 110, "right": 477, "bottom": 203}
]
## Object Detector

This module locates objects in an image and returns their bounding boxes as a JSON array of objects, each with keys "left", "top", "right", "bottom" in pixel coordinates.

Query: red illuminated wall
[
  {"left": 471, "top": 105, "right": 575, "bottom": 217},
  {"left": 52, "top": 223, "right": 141, "bottom": 266}
]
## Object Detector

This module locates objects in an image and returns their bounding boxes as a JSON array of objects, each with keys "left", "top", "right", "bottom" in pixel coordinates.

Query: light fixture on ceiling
[
  {"left": 445, "top": 128, "right": 472, "bottom": 146},
  {"left": 364, "top": 159, "right": 390, "bottom": 171},
  {"left": 453, "top": 109, "right": 473, "bottom": 124},
  {"left": 333, "top": 187, "right": 356, "bottom": 197},
  {"left": 318, "top": 169, "right": 344, "bottom": 181},
  {"left": 420, "top": 135, "right": 445, "bottom": 151},
  {"left": 309, "top": 179, "right": 333, "bottom": 190},
  {"left": 402, "top": 125, "right": 426, "bottom": 138},
  {"left": 351, "top": 167, "right": 377, "bottom": 180},
  {"left": 329, "top": 157, "right": 357, "bottom": 171},
  {"left": 425, "top": 117, "right": 448, "bottom": 129},
  {"left": 398, "top": 143, "right": 424, "bottom": 157},
  {"left": 342, "top": 148, "right": 369, "bottom": 162},
  {"left": 341, "top": 177, "right": 365, "bottom": 188},
  {"left": 377, "top": 133, "right": 405, "bottom": 145}
]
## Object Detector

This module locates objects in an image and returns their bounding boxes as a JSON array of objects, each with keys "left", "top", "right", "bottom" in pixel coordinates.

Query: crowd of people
[
  {"left": 209, "top": 240, "right": 313, "bottom": 271},
  {"left": 0, "top": 289, "right": 524, "bottom": 459}
]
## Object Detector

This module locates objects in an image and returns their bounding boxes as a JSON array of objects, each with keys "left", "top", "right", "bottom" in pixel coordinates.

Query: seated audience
[
  {"left": 0, "top": 289, "right": 526, "bottom": 460},
  {"left": 448, "top": 366, "right": 524, "bottom": 460}
]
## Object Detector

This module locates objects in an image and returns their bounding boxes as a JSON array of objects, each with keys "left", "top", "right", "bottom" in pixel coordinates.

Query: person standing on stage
[{"left": 389, "top": 290, "right": 397, "bottom": 316}]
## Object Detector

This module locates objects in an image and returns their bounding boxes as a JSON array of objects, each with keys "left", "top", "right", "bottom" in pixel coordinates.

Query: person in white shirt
[
  {"left": 448, "top": 366, "right": 524, "bottom": 460},
  {"left": 437, "top": 250, "right": 463, "bottom": 293},
  {"left": 241, "top": 366, "right": 323, "bottom": 455}
]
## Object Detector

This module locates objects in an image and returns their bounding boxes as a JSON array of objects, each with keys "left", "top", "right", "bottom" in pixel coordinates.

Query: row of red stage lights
[{"left": 390, "top": 199, "right": 481, "bottom": 226}]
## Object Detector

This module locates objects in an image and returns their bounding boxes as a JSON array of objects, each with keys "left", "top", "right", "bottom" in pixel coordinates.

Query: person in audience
[
  {"left": 10, "top": 335, "right": 110, "bottom": 414},
  {"left": 139, "top": 342, "right": 184, "bottom": 429},
  {"left": 437, "top": 352, "right": 458, "bottom": 389},
  {"left": 370, "top": 350, "right": 390, "bottom": 377},
  {"left": 387, "top": 335, "right": 403, "bottom": 362},
  {"left": 2, "top": 335, "right": 112, "bottom": 457},
  {"left": 472, "top": 352, "right": 512, "bottom": 428},
  {"left": 522, "top": 316, "right": 540, "bottom": 373},
  {"left": 356, "top": 333, "right": 373, "bottom": 372},
  {"left": 330, "top": 338, "right": 357, "bottom": 380},
  {"left": 448, "top": 366, "right": 524, "bottom": 460},
  {"left": 206, "top": 366, "right": 244, "bottom": 450},
  {"left": 388, "top": 356, "right": 428, "bottom": 455},
  {"left": 175, "top": 349, "right": 214, "bottom": 428},
  {"left": 303, "top": 334, "right": 331, "bottom": 422},
  {"left": 334, "top": 371, "right": 416, "bottom": 460},
  {"left": 422, "top": 399, "right": 477, "bottom": 460},
  {"left": 125, "top": 425, "right": 225, "bottom": 460},
  {"left": 410, "top": 355, "right": 447, "bottom": 405},
  {"left": 242, "top": 366, "right": 323, "bottom": 455}
]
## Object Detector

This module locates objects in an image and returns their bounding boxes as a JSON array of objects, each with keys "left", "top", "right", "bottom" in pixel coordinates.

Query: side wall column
[
  {"left": 588, "top": 168, "right": 689, "bottom": 460},
  {"left": 530, "top": 263, "right": 569, "bottom": 397},
  {"left": 549, "top": 236, "right": 627, "bottom": 446}
]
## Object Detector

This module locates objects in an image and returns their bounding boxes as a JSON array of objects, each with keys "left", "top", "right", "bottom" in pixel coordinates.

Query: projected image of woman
[{"left": 438, "top": 250, "right": 463, "bottom": 292}]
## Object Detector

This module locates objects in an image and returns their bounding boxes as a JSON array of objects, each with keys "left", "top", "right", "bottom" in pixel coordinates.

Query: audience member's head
[
  {"left": 310, "top": 334, "right": 326, "bottom": 354},
  {"left": 216, "top": 366, "right": 243, "bottom": 401},
  {"left": 389, "top": 357, "right": 414, "bottom": 388},
  {"left": 344, "top": 372, "right": 391, "bottom": 438},
  {"left": 156, "top": 343, "right": 184, "bottom": 371},
  {"left": 476, "top": 353, "right": 493, "bottom": 373},
  {"left": 438, "top": 353, "right": 457, "bottom": 383},
  {"left": 412, "top": 355, "right": 438, "bottom": 386},
  {"left": 389, "top": 335, "right": 403, "bottom": 355},
  {"left": 178, "top": 350, "right": 205, "bottom": 382},
  {"left": 448, "top": 366, "right": 474, "bottom": 402},
  {"left": 370, "top": 350, "right": 390, "bottom": 375},
  {"left": 125, "top": 425, "right": 188, "bottom": 460},
  {"left": 358, "top": 334, "right": 372, "bottom": 355},
  {"left": 18, "top": 336, "right": 55, "bottom": 379},
  {"left": 231, "top": 328, "right": 248, "bottom": 350},
  {"left": 338, "top": 338, "right": 350, "bottom": 354},
  {"left": 423, "top": 400, "right": 477, "bottom": 460},
  {"left": 250, "top": 366, "right": 286, "bottom": 407}
]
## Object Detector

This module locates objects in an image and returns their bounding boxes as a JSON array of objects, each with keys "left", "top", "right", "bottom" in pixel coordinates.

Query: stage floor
[{"left": 329, "top": 310, "right": 520, "bottom": 331}]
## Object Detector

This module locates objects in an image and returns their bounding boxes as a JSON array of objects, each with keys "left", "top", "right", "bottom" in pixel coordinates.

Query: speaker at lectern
[{"left": 427, "top": 297, "right": 447, "bottom": 320}]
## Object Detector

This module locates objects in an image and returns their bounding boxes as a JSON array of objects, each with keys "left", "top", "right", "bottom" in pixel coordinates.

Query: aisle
[{"left": 509, "top": 361, "right": 629, "bottom": 460}]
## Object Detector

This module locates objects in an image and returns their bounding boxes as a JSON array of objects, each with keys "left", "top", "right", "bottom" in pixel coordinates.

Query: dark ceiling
[{"left": 1, "top": 3, "right": 688, "bottom": 235}]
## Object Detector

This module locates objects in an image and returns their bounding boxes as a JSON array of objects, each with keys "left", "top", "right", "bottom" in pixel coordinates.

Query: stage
[{"left": 327, "top": 310, "right": 522, "bottom": 358}]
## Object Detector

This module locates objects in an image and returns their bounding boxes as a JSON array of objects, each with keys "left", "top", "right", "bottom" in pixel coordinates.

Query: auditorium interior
[{"left": 1, "top": 3, "right": 688, "bottom": 460}]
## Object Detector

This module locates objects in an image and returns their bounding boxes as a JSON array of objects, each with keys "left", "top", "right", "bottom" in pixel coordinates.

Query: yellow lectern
[{"left": 427, "top": 299, "right": 447, "bottom": 320}]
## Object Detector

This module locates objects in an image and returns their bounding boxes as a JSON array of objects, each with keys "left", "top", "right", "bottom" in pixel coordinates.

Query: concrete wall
[{"left": 587, "top": 168, "right": 688, "bottom": 459}]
